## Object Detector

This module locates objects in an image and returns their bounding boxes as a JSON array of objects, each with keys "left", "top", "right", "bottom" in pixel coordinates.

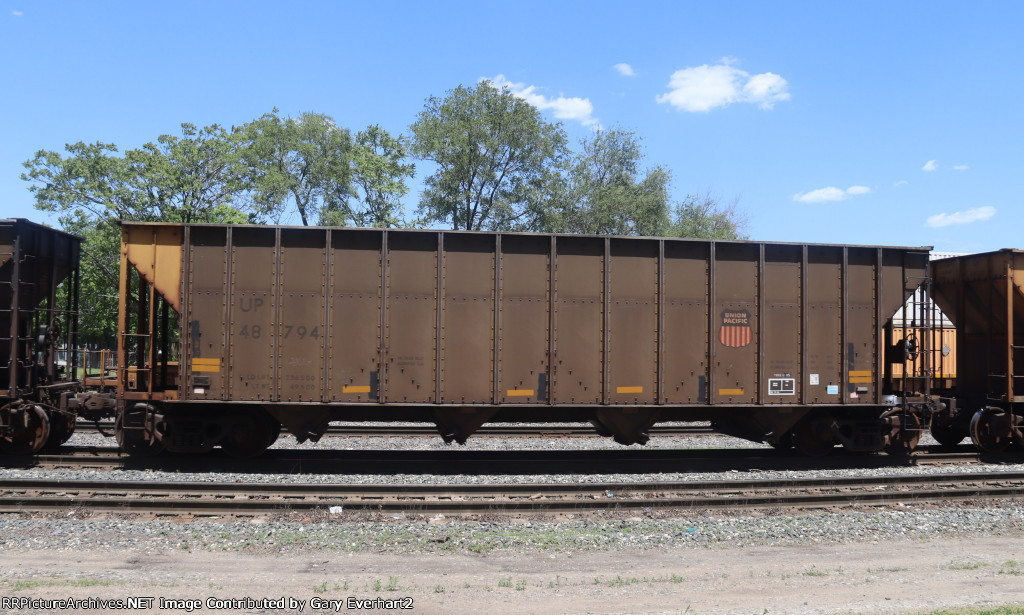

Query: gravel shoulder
[{"left": 2, "top": 533, "right": 1023, "bottom": 614}]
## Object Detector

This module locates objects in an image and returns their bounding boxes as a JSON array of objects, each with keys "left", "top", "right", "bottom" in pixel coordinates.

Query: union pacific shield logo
[{"left": 719, "top": 309, "right": 752, "bottom": 348}]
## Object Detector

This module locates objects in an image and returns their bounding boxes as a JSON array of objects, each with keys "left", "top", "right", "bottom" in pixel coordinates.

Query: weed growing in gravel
[
  {"left": 10, "top": 580, "right": 59, "bottom": 591},
  {"left": 312, "top": 581, "right": 328, "bottom": 593},
  {"left": 948, "top": 561, "right": 986, "bottom": 570},
  {"left": 72, "top": 579, "right": 118, "bottom": 587},
  {"left": 998, "top": 561, "right": 1022, "bottom": 576},
  {"left": 802, "top": 565, "right": 827, "bottom": 577},
  {"left": 498, "top": 577, "right": 513, "bottom": 588},
  {"left": 867, "top": 566, "right": 909, "bottom": 573},
  {"left": 548, "top": 574, "right": 567, "bottom": 588},
  {"left": 9, "top": 577, "right": 122, "bottom": 591},
  {"left": 433, "top": 585, "right": 445, "bottom": 593},
  {"left": 515, "top": 579, "right": 527, "bottom": 591}
]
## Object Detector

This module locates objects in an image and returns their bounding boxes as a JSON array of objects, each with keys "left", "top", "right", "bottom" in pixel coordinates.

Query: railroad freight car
[
  {"left": 0, "top": 218, "right": 81, "bottom": 453},
  {"left": 113, "top": 223, "right": 934, "bottom": 457},
  {"left": 930, "top": 250, "right": 1024, "bottom": 451}
]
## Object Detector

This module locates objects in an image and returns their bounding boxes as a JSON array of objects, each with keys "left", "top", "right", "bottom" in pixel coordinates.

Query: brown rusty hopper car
[
  {"left": 114, "top": 223, "right": 932, "bottom": 457},
  {"left": 1, "top": 218, "right": 81, "bottom": 453},
  {"left": 930, "top": 250, "right": 1024, "bottom": 451}
]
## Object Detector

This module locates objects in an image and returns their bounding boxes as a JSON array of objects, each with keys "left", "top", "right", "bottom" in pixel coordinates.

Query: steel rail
[{"left": 1, "top": 472, "right": 1022, "bottom": 516}]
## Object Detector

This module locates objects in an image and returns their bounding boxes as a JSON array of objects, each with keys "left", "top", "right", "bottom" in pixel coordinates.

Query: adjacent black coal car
[{"left": 0, "top": 218, "right": 82, "bottom": 453}]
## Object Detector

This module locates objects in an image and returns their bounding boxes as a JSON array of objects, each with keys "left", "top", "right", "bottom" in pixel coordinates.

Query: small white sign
[
  {"left": 809, "top": 374, "right": 820, "bottom": 386},
  {"left": 826, "top": 384, "right": 839, "bottom": 395},
  {"left": 768, "top": 378, "right": 796, "bottom": 396}
]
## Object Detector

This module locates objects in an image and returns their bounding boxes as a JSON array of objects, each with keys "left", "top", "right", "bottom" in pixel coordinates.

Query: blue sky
[{"left": 2, "top": 1, "right": 1020, "bottom": 253}]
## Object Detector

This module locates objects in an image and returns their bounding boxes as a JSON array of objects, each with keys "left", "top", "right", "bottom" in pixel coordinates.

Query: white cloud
[
  {"left": 12, "top": 10, "right": 23, "bottom": 16},
  {"left": 922, "top": 160, "right": 938, "bottom": 172},
  {"left": 926, "top": 206, "right": 996, "bottom": 228},
  {"left": 894, "top": 180, "right": 910, "bottom": 187},
  {"left": 656, "top": 58, "right": 790, "bottom": 112},
  {"left": 486, "top": 75, "right": 600, "bottom": 129},
  {"left": 793, "top": 185, "right": 871, "bottom": 203},
  {"left": 613, "top": 63, "right": 635, "bottom": 77},
  {"left": 953, "top": 164, "right": 969, "bottom": 171}
]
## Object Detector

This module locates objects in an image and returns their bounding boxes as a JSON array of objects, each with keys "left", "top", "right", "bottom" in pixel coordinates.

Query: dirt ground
[{"left": 2, "top": 535, "right": 1023, "bottom": 614}]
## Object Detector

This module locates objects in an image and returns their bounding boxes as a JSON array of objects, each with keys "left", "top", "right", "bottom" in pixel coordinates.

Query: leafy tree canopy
[
  {"left": 410, "top": 81, "right": 568, "bottom": 231},
  {"left": 347, "top": 124, "right": 416, "bottom": 228},
  {"left": 239, "top": 110, "right": 353, "bottom": 226},
  {"left": 21, "top": 122, "right": 262, "bottom": 345},
  {"left": 22, "top": 123, "right": 262, "bottom": 225}
]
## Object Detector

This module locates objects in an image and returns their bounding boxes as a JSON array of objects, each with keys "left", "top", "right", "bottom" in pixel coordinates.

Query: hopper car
[
  {"left": 111, "top": 222, "right": 947, "bottom": 457},
  {"left": 0, "top": 218, "right": 82, "bottom": 453},
  {"left": 929, "top": 250, "right": 1024, "bottom": 452}
]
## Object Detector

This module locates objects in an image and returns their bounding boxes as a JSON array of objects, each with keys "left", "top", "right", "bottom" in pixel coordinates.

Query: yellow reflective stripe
[
  {"left": 191, "top": 358, "right": 221, "bottom": 372},
  {"left": 342, "top": 385, "right": 371, "bottom": 394},
  {"left": 849, "top": 370, "right": 872, "bottom": 377},
  {"left": 616, "top": 386, "right": 643, "bottom": 394},
  {"left": 718, "top": 388, "right": 745, "bottom": 395},
  {"left": 506, "top": 389, "right": 534, "bottom": 397},
  {"left": 849, "top": 376, "right": 873, "bottom": 383}
]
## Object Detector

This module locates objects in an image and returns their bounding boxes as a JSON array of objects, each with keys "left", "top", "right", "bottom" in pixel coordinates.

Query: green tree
[
  {"left": 528, "top": 128, "right": 670, "bottom": 236},
  {"left": 23, "top": 124, "right": 258, "bottom": 225},
  {"left": 21, "top": 122, "right": 260, "bottom": 344},
  {"left": 347, "top": 125, "right": 415, "bottom": 228},
  {"left": 410, "top": 81, "right": 568, "bottom": 230},
  {"left": 670, "top": 192, "right": 746, "bottom": 239},
  {"left": 530, "top": 128, "right": 745, "bottom": 240},
  {"left": 240, "top": 110, "right": 354, "bottom": 226}
]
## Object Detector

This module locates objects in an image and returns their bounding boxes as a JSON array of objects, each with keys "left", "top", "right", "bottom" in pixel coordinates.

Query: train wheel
[
  {"left": 883, "top": 410, "right": 921, "bottom": 456},
  {"left": 220, "top": 412, "right": 272, "bottom": 458},
  {"left": 114, "top": 408, "right": 164, "bottom": 456},
  {"left": 0, "top": 403, "right": 51, "bottom": 455},
  {"left": 792, "top": 414, "right": 835, "bottom": 456},
  {"left": 929, "top": 414, "right": 966, "bottom": 448},
  {"left": 970, "top": 407, "right": 1014, "bottom": 453},
  {"left": 41, "top": 409, "right": 77, "bottom": 452}
]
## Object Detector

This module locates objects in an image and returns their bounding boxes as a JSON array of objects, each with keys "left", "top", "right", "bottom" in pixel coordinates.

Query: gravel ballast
[{"left": 2, "top": 426, "right": 1022, "bottom": 556}]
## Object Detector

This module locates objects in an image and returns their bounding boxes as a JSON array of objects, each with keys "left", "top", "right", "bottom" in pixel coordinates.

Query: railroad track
[
  {"left": 1, "top": 445, "right": 1016, "bottom": 474},
  {"left": 72, "top": 422, "right": 715, "bottom": 439},
  {"left": 2, "top": 471, "right": 1023, "bottom": 516}
]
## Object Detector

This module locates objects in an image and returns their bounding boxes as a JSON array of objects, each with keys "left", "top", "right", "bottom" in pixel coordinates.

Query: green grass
[
  {"left": 948, "top": 561, "right": 986, "bottom": 571},
  {"left": 998, "top": 561, "right": 1022, "bottom": 576},
  {"left": 71, "top": 579, "right": 118, "bottom": 587}
]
